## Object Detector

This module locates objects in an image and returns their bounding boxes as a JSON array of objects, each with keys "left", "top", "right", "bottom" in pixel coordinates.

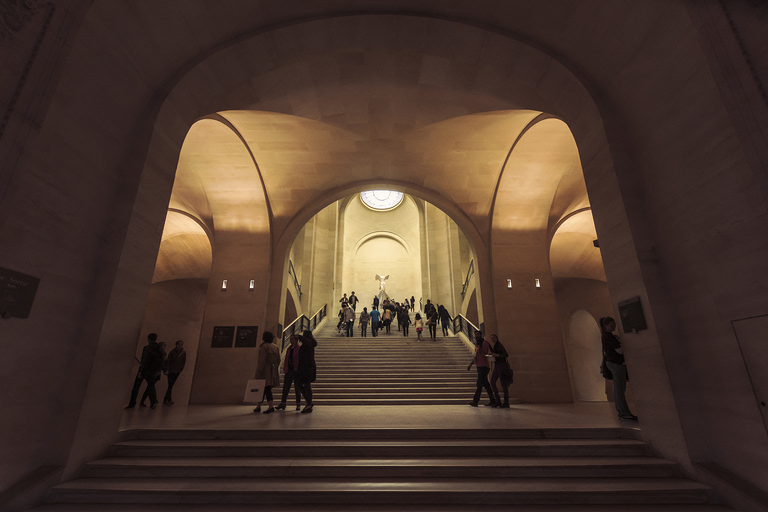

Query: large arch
[{"left": 63, "top": 13, "right": 687, "bottom": 479}]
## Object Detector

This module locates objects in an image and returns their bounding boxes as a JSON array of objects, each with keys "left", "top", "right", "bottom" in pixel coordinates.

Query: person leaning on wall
[{"left": 600, "top": 316, "right": 638, "bottom": 422}]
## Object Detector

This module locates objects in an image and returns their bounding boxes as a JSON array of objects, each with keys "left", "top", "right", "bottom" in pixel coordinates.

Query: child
[{"left": 414, "top": 313, "right": 424, "bottom": 341}]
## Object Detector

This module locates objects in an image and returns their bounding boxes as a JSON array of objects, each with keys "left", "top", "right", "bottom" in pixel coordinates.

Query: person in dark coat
[
  {"left": 438, "top": 305, "right": 451, "bottom": 336},
  {"left": 601, "top": 316, "right": 638, "bottom": 421},
  {"left": 163, "top": 340, "right": 186, "bottom": 405},
  {"left": 297, "top": 329, "right": 317, "bottom": 413},
  {"left": 488, "top": 334, "right": 513, "bottom": 408},
  {"left": 399, "top": 307, "right": 411, "bottom": 337},
  {"left": 427, "top": 308, "right": 439, "bottom": 340},
  {"left": 126, "top": 333, "right": 164, "bottom": 409},
  {"left": 277, "top": 334, "right": 303, "bottom": 411},
  {"left": 141, "top": 341, "right": 166, "bottom": 407}
]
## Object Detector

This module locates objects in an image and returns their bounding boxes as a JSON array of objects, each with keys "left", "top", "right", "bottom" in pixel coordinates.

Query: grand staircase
[
  {"left": 37, "top": 320, "right": 730, "bottom": 510},
  {"left": 45, "top": 427, "right": 727, "bottom": 509},
  {"left": 310, "top": 322, "right": 480, "bottom": 405}
]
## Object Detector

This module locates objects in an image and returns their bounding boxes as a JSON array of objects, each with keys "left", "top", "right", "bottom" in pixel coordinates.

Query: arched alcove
[{"left": 565, "top": 309, "right": 607, "bottom": 402}]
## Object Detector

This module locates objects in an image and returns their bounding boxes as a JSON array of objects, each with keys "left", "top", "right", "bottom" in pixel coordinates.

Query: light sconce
[
  {"left": 534, "top": 278, "right": 541, "bottom": 289},
  {"left": 221, "top": 279, "right": 228, "bottom": 291},
  {"left": 249, "top": 279, "right": 255, "bottom": 290},
  {"left": 506, "top": 279, "right": 512, "bottom": 289}
]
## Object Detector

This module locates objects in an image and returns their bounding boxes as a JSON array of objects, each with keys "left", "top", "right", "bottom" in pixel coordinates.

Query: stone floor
[{"left": 118, "top": 401, "right": 632, "bottom": 432}]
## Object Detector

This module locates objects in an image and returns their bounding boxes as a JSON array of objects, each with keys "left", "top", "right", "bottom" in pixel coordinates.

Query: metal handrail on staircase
[
  {"left": 452, "top": 314, "right": 481, "bottom": 342},
  {"left": 281, "top": 304, "right": 327, "bottom": 349}
]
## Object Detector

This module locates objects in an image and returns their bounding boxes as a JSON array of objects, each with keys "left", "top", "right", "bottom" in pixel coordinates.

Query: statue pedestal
[{"left": 377, "top": 290, "right": 389, "bottom": 304}]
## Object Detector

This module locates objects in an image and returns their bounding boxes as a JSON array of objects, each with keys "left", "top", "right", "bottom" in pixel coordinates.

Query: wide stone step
[
  {"left": 106, "top": 439, "right": 652, "bottom": 458},
  {"left": 119, "top": 427, "right": 635, "bottom": 441},
  {"left": 311, "top": 385, "right": 475, "bottom": 391},
  {"left": 48, "top": 477, "right": 717, "bottom": 505},
  {"left": 81, "top": 456, "right": 684, "bottom": 479},
  {"left": 309, "top": 392, "right": 476, "bottom": 400},
  {"left": 299, "top": 398, "right": 514, "bottom": 405}
]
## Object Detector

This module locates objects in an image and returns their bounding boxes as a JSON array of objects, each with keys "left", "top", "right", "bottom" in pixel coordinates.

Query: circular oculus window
[{"left": 360, "top": 190, "right": 403, "bottom": 211}]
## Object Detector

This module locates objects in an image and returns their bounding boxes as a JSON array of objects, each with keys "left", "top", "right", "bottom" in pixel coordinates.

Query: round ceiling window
[{"left": 360, "top": 190, "right": 404, "bottom": 211}]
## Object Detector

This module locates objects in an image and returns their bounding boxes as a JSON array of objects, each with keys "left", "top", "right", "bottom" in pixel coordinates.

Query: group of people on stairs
[
  {"left": 126, "top": 309, "right": 637, "bottom": 423},
  {"left": 336, "top": 295, "right": 452, "bottom": 340}
]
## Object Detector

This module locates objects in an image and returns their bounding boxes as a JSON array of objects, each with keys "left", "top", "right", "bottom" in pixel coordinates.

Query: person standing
[
  {"left": 297, "top": 330, "right": 317, "bottom": 414},
  {"left": 276, "top": 334, "right": 302, "bottom": 411},
  {"left": 348, "top": 291, "right": 359, "bottom": 311},
  {"left": 369, "top": 307, "right": 381, "bottom": 337},
  {"left": 467, "top": 331, "right": 496, "bottom": 407},
  {"left": 424, "top": 299, "right": 435, "bottom": 319},
  {"left": 382, "top": 306, "right": 392, "bottom": 334},
  {"left": 126, "top": 333, "right": 164, "bottom": 410},
  {"left": 414, "top": 313, "right": 424, "bottom": 341},
  {"left": 343, "top": 304, "right": 356, "bottom": 337},
  {"left": 438, "top": 305, "right": 451, "bottom": 336},
  {"left": 359, "top": 307, "right": 370, "bottom": 337},
  {"left": 427, "top": 308, "right": 439, "bottom": 340},
  {"left": 163, "top": 340, "right": 186, "bottom": 406},
  {"left": 488, "top": 334, "right": 513, "bottom": 408},
  {"left": 410, "top": 296, "right": 415, "bottom": 312},
  {"left": 399, "top": 307, "right": 411, "bottom": 337},
  {"left": 373, "top": 295, "right": 379, "bottom": 310},
  {"left": 140, "top": 341, "right": 166, "bottom": 407},
  {"left": 254, "top": 331, "right": 281, "bottom": 414},
  {"left": 601, "top": 317, "right": 638, "bottom": 421},
  {"left": 339, "top": 293, "right": 349, "bottom": 308}
]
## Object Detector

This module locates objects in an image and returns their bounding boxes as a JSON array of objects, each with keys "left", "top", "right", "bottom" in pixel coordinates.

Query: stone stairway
[
  {"left": 310, "top": 322, "right": 479, "bottom": 405},
  {"left": 36, "top": 323, "right": 729, "bottom": 510},
  {"left": 44, "top": 427, "right": 727, "bottom": 508}
]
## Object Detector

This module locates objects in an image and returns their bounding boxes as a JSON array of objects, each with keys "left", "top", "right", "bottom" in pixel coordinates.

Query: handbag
[
  {"left": 600, "top": 358, "right": 613, "bottom": 380},
  {"left": 243, "top": 379, "right": 266, "bottom": 403}
]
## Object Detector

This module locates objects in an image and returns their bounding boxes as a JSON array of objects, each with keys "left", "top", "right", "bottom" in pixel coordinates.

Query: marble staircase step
[
  {"left": 119, "top": 427, "right": 636, "bottom": 441},
  {"left": 80, "top": 456, "right": 683, "bottom": 479},
  {"left": 48, "top": 477, "right": 717, "bottom": 505},
  {"left": 106, "top": 438, "right": 652, "bottom": 458},
  {"left": 25, "top": 503, "right": 738, "bottom": 511}
]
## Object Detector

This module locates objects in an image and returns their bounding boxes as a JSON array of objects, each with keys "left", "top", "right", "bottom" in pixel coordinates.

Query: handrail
[
  {"left": 309, "top": 303, "right": 327, "bottom": 331},
  {"left": 461, "top": 259, "right": 474, "bottom": 296},
  {"left": 281, "top": 303, "right": 327, "bottom": 349},
  {"left": 282, "top": 315, "right": 309, "bottom": 349},
  {"left": 452, "top": 313, "right": 481, "bottom": 342},
  {"left": 288, "top": 260, "right": 302, "bottom": 299}
]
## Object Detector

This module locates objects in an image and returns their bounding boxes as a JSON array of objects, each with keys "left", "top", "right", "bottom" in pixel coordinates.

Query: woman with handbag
[
  {"left": 600, "top": 316, "right": 638, "bottom": 422},
  {"left": 254, "top": 331, "right": 280, "bottom": 414},
  {"left": 488, "top": 334, "right": 513, "bottom": 408}
]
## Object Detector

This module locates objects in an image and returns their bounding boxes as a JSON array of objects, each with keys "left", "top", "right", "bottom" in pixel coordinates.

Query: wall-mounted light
[
  {"left": 506, "top": 279, "right": 512, "bottom": 289},
  {"left": 534, "top": 278, "right": 541, "bottom": 289},
  {"left": 221, "top": 279, "right": 228, "bottom": 291},
  {"left": 249, "top": 279, "right": 255, "bottom": 290}
]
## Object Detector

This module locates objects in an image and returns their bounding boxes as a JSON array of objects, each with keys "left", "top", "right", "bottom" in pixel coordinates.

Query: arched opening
[
  {"left": 565, "top": 309, "right": 607, "bottom": 402},
  {"left": 124, "top": 14, "right": 645, "bottom": 415},
  {"left": 282, "top": 191, "right": 477, "bottom": 331}
]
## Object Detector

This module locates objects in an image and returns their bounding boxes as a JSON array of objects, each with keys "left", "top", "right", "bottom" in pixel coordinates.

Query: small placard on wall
[
  {"left": 618, "top": 296, "right": 647, "bottom": 333},
  {"left": 0, "top": 267, "right": 41, "bottom": 319},
  {"left": 211, "top": 326, "right": 235, "bottom": 348},
  {"left": 235, "top": 326, "right": 259, "bottom": 347}
]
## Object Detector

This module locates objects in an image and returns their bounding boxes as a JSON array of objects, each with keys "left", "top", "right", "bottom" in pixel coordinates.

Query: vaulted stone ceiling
[{"left": 127, "top": 1, "right": 685, "bottom": 282}]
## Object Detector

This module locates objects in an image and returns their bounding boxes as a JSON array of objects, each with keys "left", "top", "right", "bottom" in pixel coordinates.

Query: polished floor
[{"left": 118, "top": 401, "right": 636, "bottom": 432}]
